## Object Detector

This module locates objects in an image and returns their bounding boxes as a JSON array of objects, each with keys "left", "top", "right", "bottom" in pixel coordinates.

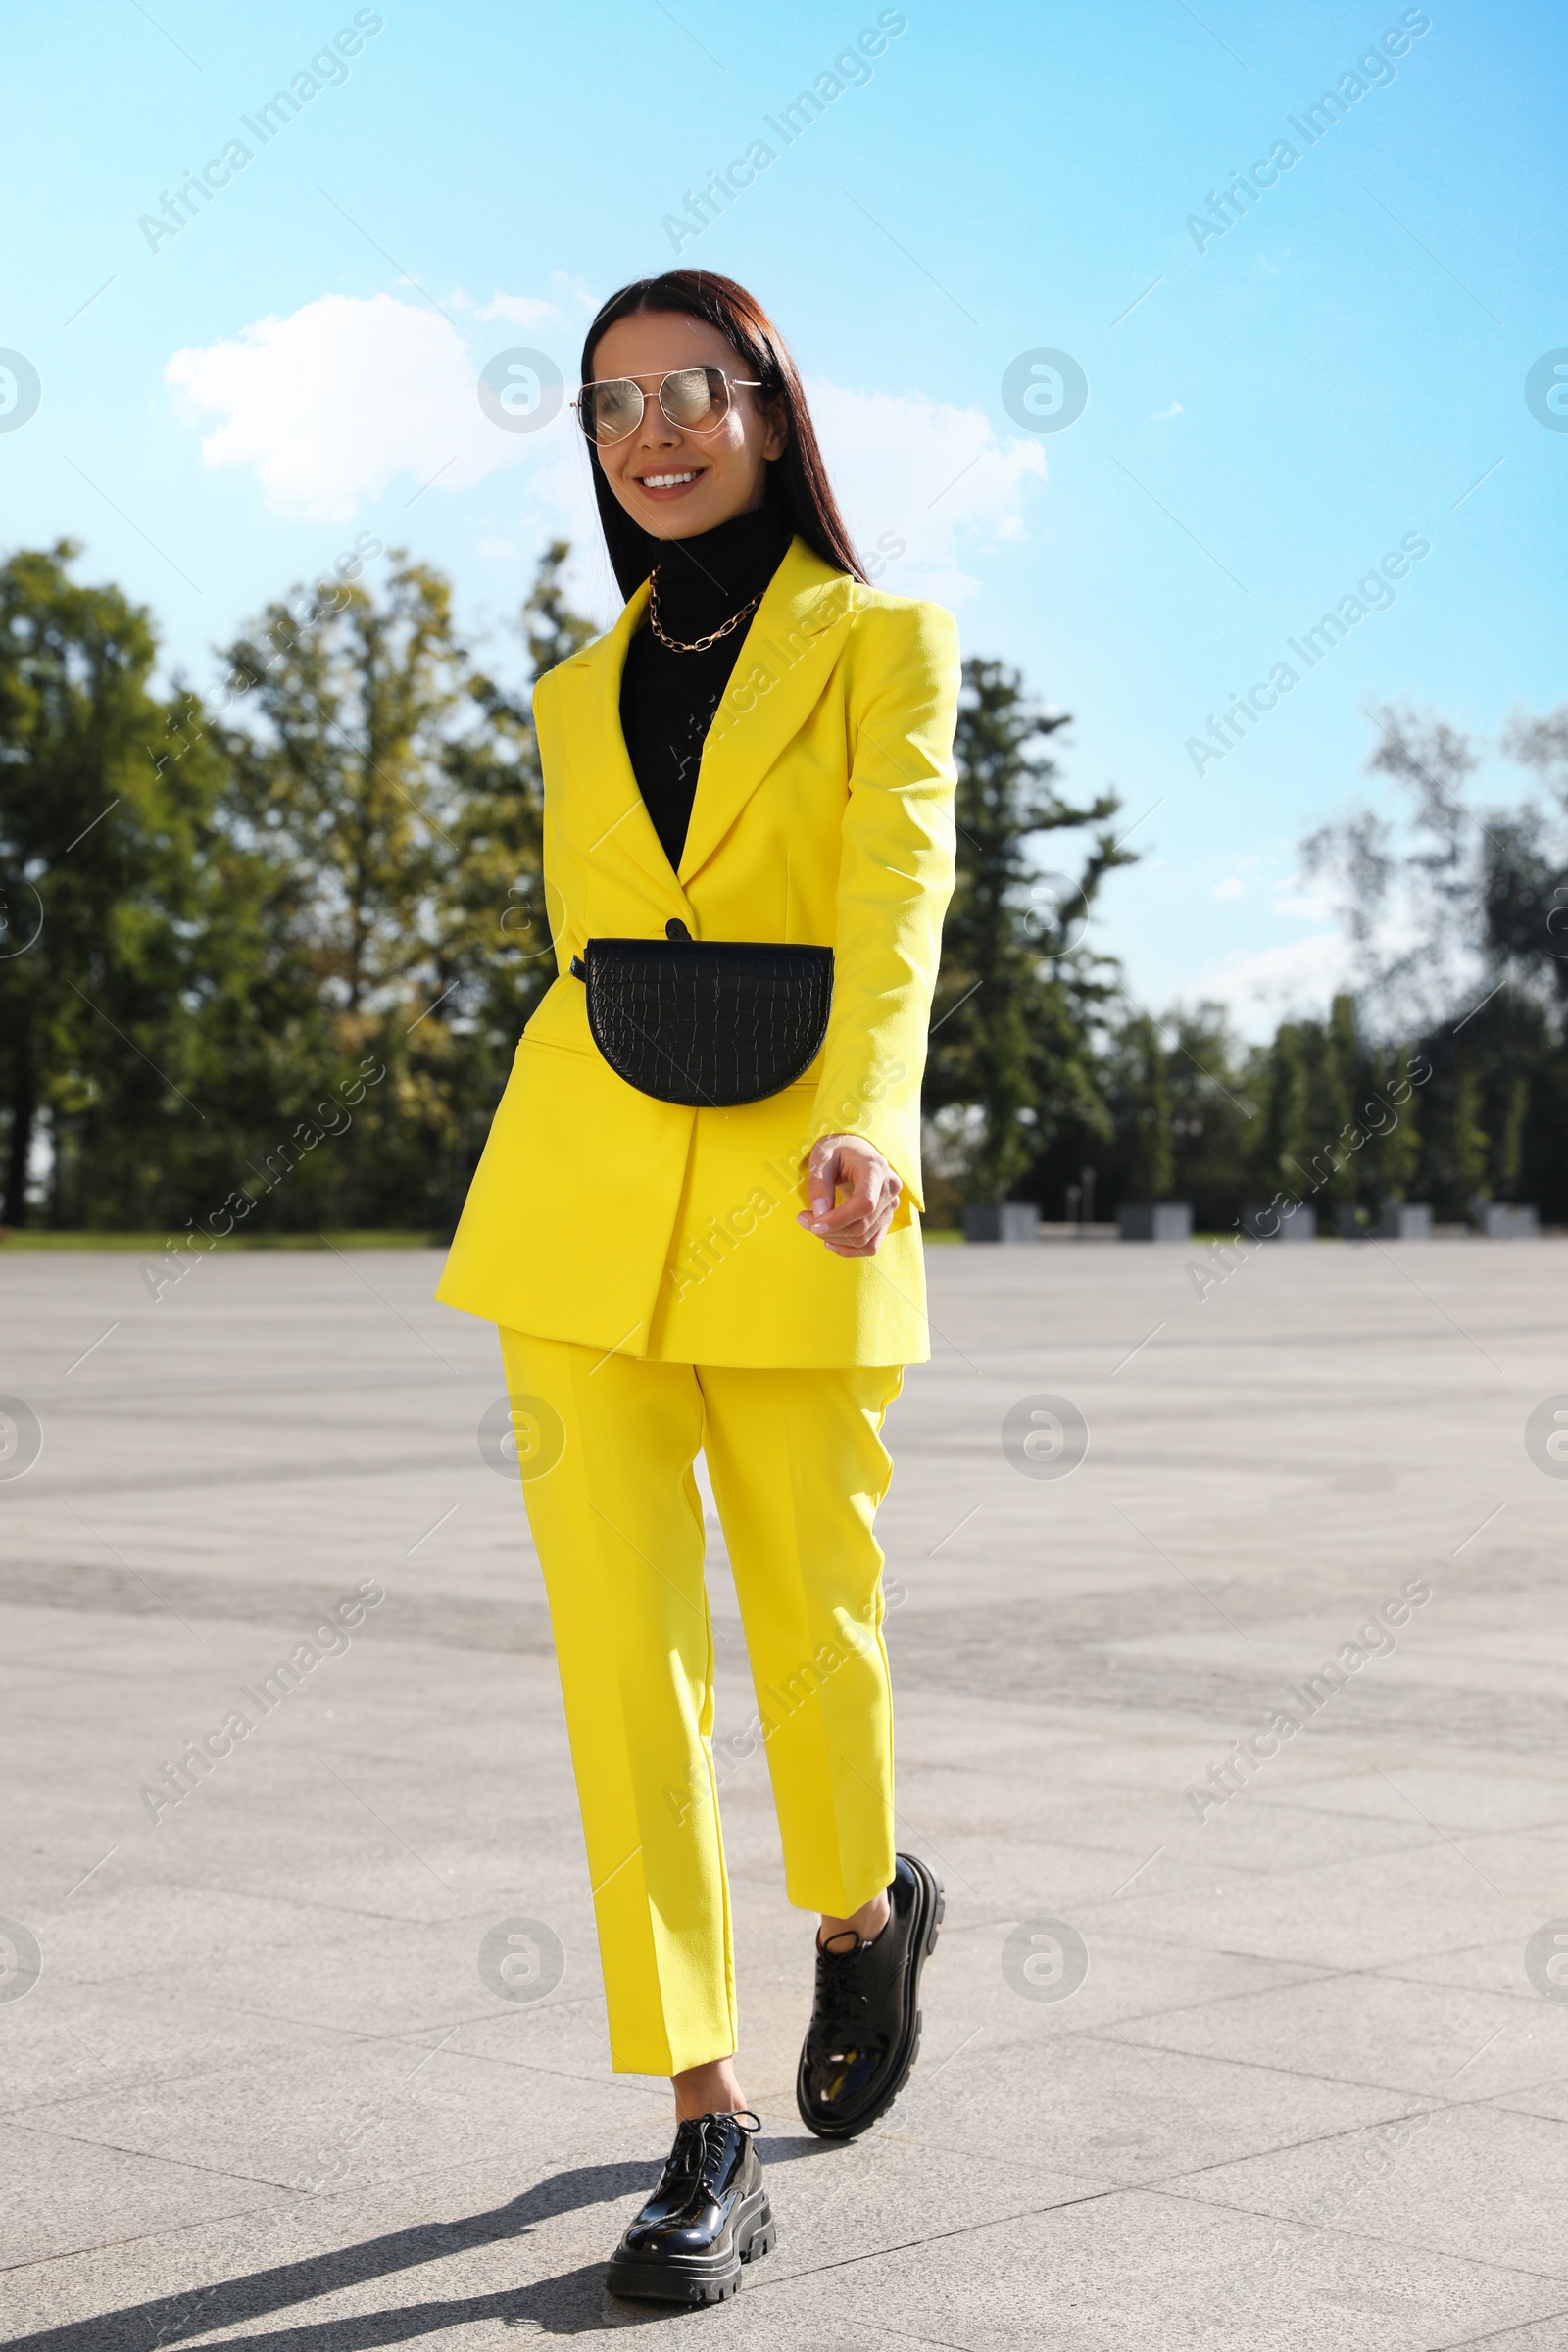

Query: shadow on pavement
[{"left": 5, "top": 2137, "right": 839, "bottom": 2348}]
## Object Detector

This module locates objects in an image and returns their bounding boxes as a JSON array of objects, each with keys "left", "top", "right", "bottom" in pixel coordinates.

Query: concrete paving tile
[
  {"left": 1445, "top": 1830, "right": 1568, "bottom": 1912},
  {"left": 902, "top": 1911, "right": 1332, "bottom": 2050},
  {"left": 24, "top": 1881, "right": 408, "bottom": 1987},
  {"left": 730, "top": 2183, "right": 1567, "bottom": 2351},
  {"left": 0, "top": 2119, "right": 291, "bottom": 2269},
  {"left": 99, "top": 1891, "right": 608, "bottom": 2043},
  {"left": 1446, "top": 1628, "right": 1568, "bottom": 1672},
  {"left": 1324, "top": 1645, "right": 1568, "bottom": 1707},
  {"left": 84, "top": 1780, "right": 585, "bottom": 1934},
  {"left": 1090, "top": 1838, "right": 1539, "bottom": 1972},
  {"left": 413, "top": 1995, "right": 631, "bottom": 2091},
  {"left": 0, "top": 2123, "right": 648, "bottom": 2341},
  {"left": 996, "top": 1789, "right": 1438, "bottom": 1880},
  {"left": 1492, "top": 2078, "right": 1568, "bottom": 2126},
  {"left": 1247, "top": 1767, "right": 1568, "bottom": 1835},
  {"left": 866, "top": 1825, "right": 1249, "bottom": 1916},
  {"left": 879, "top": 2023, "right": 1424, "bottom": 2186},
  {"left": 1433, "top": 2320, "right": 1568, "bottom": 2351},
  {"left": 724, "top": 2123, "right": 1111, "bottom": 2277},
  {"left": 1374, "top": 1939, "right": 1549, "bottom": 2003},
  {"left": 883, "top": 1700, "right": 1299, "bottom": 1794},
  {"left": 0, "top": 1974, "right": 364, "bottom": 2118},
  {"left": 22, "top": 2037, "right": 661, "bottom": 2197},
  {"left": 1169, "top": 2099, "right": 1568, "bottom": 2280},
  {"left": 1113, "top": 1969, "right": 1568, "bottom": 2099}
]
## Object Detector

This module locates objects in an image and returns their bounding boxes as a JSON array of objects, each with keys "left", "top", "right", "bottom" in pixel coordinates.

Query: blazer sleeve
[{"left": 803, "top": 597, "right": 960, "bottom": 1211}]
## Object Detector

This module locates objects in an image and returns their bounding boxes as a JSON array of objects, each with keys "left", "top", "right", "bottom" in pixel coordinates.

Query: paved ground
[{"left": 3, "top": 1236, "right": 1568, "bottom": 2349}]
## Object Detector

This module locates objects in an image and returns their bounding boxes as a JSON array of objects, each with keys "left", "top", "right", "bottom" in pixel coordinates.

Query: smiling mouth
[{"left": 635, "top": 468, "right": 705, "bottom": 490}]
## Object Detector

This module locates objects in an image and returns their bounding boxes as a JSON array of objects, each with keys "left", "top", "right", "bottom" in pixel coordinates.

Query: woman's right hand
[{"left": 796, "top": 1135, "right": 903, "bottom": 1258}]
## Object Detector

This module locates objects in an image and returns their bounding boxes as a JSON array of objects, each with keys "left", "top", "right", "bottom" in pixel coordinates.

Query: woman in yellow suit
[{"left": 437, "top": 270, "right": 959, "bottom": 2305}]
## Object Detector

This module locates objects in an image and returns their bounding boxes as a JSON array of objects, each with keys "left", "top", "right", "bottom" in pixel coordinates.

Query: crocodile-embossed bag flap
[{"left": 571, "top": 921, "right": 833, "bottom": 1107}]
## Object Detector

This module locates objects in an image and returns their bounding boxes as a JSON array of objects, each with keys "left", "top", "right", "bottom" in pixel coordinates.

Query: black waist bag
[{"left": 569, "top": 920, "right": 833, "bottom": 1107}]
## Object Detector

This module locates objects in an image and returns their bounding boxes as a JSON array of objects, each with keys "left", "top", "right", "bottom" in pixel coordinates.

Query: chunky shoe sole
[
  {"left": 798, "top": 1854, "right": 945, "bottom": 2140},
  {"left": 605, "top": 2187, "right": 773, "bottom": 2305}
]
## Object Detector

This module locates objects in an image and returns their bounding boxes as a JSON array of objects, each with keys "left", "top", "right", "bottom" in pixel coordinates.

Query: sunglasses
[{"left": 572, "top": 367, "right": 766, "bottom": 446}]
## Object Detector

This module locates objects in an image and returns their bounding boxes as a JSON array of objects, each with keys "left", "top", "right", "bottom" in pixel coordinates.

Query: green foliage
[
  {"left": 1161, "top": 1004, "right": 1259, "bottom": 1228},
  {"left": 524, "top": 538, "right": 598, "bottom": 681},
  {"left": 1418, "top": 1057, "right": 1490, "bottom": 1217},
  {"left": 1297, "top": 699, "right": 1568, "bottom": 1223},
  {"left": 1244, "top": 996, "right": 1427, "bottom": 1225},
  {"left": 219, "top": 555, "right": 466, "bottom": 1017},
  {"left": 1256, "top": 1019, "right": 1312, "bottom": 1201},
  {"left": 923, "top": 658, "right": 1132, "bottom": 1205},
  {"left": 1316, "top": 994, "right": 1362, "bottom": 1208},
  {"left": 1363, "top": 1043, "right": 1422, "bottom": 1203},
  {"left": 1115, "top": 1013, "right": 1174, "bottom": 1201},
  {"left": 0, "top": 540, "right": 561, "bottom": 1234},
  {"left": 0, "top": 542, "right": 244, "bottom": 1226}
]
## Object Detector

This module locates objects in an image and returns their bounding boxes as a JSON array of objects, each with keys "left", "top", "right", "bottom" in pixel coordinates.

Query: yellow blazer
[{"left": 435, "top": 535, "right": 959, "bottom": 1367}]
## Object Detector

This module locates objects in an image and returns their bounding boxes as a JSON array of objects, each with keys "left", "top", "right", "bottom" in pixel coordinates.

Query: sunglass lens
[
  {"left": 584, "top": 379, "right": 643, "bottom": 442},
  {"left": 661, "top": 368, "right": 725, "bottom": 429}
]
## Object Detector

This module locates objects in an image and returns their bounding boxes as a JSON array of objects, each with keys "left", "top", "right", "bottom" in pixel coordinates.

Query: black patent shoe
[
  {"left": 797, "top": 1852, "right": 944, "bottom": 2139},
  {"left": 605, "top": 2109, "right": 773, "bottom": 2305}
]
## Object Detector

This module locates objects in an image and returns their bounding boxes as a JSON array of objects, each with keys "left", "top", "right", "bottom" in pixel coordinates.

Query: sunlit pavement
[{"left": 4, "top": 1236, "right": 1568, "bottom": 2348}]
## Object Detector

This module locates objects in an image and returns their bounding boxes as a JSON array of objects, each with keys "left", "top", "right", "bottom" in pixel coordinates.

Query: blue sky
[{"left": 4, "top": 0, "right": 1562, "bottom": 1034}]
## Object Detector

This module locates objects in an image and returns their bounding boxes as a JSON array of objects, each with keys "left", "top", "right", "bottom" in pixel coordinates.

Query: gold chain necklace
[{"left": 647, "top": 566, "right": 762, "bottom": 655}]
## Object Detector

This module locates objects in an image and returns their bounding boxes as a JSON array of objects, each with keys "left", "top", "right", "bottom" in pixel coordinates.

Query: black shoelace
[
  {"left": 658, "top": 2109, "right": 760, "bottom": 2204},
  {"left": 811, "top": 1936, "right": 878, "bottom": 2054}
]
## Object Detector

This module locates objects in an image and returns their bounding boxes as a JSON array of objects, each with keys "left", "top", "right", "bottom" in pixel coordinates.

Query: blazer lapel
[
  {"left": 553, "top": 579, "right": 688, "bottom": 909},
  {"left": 550, "top": 538, "right": 860, "bottom": 907},
  {"left": 678, "top": 540, "right": 860, "bottom": 888}
]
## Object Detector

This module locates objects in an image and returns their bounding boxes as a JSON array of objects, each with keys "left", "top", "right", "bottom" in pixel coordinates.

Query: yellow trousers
[{"left": 498, "top": 1328, "right": 903, "bottom": 2078}]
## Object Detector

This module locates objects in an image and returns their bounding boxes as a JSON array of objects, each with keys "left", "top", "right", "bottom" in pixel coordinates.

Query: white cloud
[
  {"left": 1181, "top": 933, "right": 1348, "bottom": 1039},
  {"left": 1211, "top": 875, "right": 1246, "bottom": 900},
  {"left": 1150, "top": 400, "right": 1184, "bottom": 421},
  {"left": 166, "top": 291, "right": 592, "bottom": 525},
  {"left": 804, "top": 378, "right": 1048, "bottom": 601}
]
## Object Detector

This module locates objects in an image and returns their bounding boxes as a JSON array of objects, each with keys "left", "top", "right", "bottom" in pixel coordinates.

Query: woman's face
[{"left": 587, "top": 310, "right": 788, "bottom": 541}]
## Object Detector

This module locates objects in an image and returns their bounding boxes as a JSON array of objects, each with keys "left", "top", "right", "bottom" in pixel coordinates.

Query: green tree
[
  {"left": 1485, "top": 709, "right": 1568, "bottom": 1010},
  {"left": 524, "top": 538, "right": 598, "bottom": 681},
  {"left": 1118, "top": 1012, "right": 1174, "bottom": 1201},
  {"left": 220, "top": 553, "right": 466, "bottom": 1020},
  {"left": 924, "top": 659, "right": 1133, "bottom": 1205},
  {"left": 1252, "top": 1019, "right": 1312, "bottom": 1205},
  {"left": 0, "top": 544, "right": 238, "bottom": 1227},
  {"left": 1161, "top": 1004, "right": 1255, "bottom": 1227},
  {"left": 422, "top": 550, "right": 581, "bottom": 1222},
  {"left": 1308, "top": 993, "right": 1364, "bottom": 1214},
  {"left": 1490, "top": 1071, "right": 1528, "bottom": 1200},
  {"left": 204, "top": 541, "right": 591, "bottom": 1231},
  {"left": 1298, "top": 699, "right": 1568, "bottom": 1223},
  {"left": 213, "top": 555, "right": 476, "bottom": 1227},
  {"left": 1363, "top": 1041, "right": 1422, "bottom": 1204},
  {"left": 1418, "top": 1054, "right": 1490, "bottom": 1217}
]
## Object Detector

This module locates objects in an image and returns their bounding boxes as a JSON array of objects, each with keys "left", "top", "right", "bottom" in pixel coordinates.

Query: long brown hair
[{"left": 579, "top": 270, "right": 868, "bottom": 602}]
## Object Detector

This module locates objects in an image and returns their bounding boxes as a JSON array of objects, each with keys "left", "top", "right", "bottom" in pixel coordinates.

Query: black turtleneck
[{"left": 619, "top": 500, "right": 793, "bottom": 872}]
